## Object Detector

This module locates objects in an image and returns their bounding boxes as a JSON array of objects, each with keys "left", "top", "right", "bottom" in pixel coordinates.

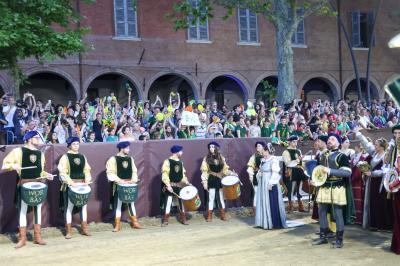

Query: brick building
[{"left": 0, "top": 0, "right": 399, "bottom": 107}]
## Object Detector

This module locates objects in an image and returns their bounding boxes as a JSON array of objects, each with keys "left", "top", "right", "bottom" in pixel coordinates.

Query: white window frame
[
  {"left": 187, "top": 0, "right": 210, "bottom": 42},
  {"left": 291, "top": 8, "right": 306, "bottom": 47},
  {"left": 237, "top": 8, "right": 259, "bottom": 45},
  {"left": 113, "top": 0, "right": 140, "bottom": 40}
]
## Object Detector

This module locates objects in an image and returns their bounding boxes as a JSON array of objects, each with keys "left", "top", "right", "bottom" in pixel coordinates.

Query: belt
[
  {"left": 170, "top": 182, "right": 184, "bottom": 188},
  {"left": 209, "top": 171, "right": 223, "bottom": 178}
]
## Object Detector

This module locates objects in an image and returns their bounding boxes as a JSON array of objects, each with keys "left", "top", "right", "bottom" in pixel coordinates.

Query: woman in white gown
[{"left": 255, "top": 143, "right": 287, "bottom": 229}]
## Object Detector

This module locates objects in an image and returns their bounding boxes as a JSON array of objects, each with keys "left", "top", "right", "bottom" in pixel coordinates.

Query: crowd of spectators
[{"left": 0, "top": 90, "right": 397, "bottom": 145}]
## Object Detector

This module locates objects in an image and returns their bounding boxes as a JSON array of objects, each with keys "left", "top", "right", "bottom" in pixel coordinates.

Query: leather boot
[
  {"left": 81, "top": 222, "right": 91, "bottom": 236},
  {"left": 312, "top": 228, "right": 328, "bottom": 245},
  {"left": 15, "top": 227, "right": 27, "bottom": 249},
  {"left": 162, "top": 214, "right": 170, "bottom": 227},
  {"left": 130, "top": 216, "right": 143, "bottom": 229},
  {"left": 179, "top": 212, "right": 189, "bottom": 225},
  {"left": 219, "top": 208, "right": 227, "bottom": 221},
  {"left": 206, "top": 210, "right": 212, "bottom": 222},
  {"left": 113, "top": 218, "right": 121, "bottom": 232},
  {"left": 298, "top": 200, "right": 306, "bottom": 212},
  {"left": 288, "top": 201, "right": 293, "bottom": 213},
  {"left": 65, "top": 223, "right": 72, "bottom": 239},
  {"left": 33, "top": 224, "right": 46, "bottom": 245},
  {"left": 333, "top": 231, "right": 344, "bottom": 248}
]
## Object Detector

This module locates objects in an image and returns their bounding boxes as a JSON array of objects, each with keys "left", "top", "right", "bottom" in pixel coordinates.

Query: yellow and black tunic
[
  {"left": 201, "top": 156, "right": 229, "bottom": 189},
  {"left": 247, "top": 153, "right": 263, "bottom": 186}
]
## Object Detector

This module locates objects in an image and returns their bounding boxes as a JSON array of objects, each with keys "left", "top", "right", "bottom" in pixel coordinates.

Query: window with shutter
[
  {"left": 187, "top": 0, "right": 209, "bottom": 41},
  {"left": 238, "top": 8, "right": 258, "bottom": 43},
  {"left": 291, "top": 8, "right": 305, "bottom": 45},
  {"left": 114, "top": 0, "right": 138, "bottom": 38},
  {"left": 351, "top": 10, "right": 375, "bottom": 48}
]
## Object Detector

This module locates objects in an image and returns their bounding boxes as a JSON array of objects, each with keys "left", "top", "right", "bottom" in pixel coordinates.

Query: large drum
[
  {"left": 21, "top": 182, "right": 48, "bottom": 206},
  {"left": 117, "top": 183, "right": 139, "bottom": 203},
  {"left": 221, "top": 175, "right": 241, "bottom": 200},
  {"left": 179, "top": 185, "right": 201, "bottom": 212},
  {"left": 68, "top": 184, "right": 91, "bottom": 207}
]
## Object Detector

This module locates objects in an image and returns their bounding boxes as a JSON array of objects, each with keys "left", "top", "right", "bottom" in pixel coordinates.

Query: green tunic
[
  {"left": 66, "top": 153, "right": 86, "bottom": 179},
  {"left": 21, "top": 147, "right": 42, "bottom": 179},
  {"left": 115, "top": 156, "right": 132, "bottom": 180}
]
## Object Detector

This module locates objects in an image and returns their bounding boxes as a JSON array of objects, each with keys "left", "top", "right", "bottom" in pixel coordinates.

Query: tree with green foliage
[
  {"left": 0, "top": 0, "right": 93, "bottom": 87},
  {"left": 169, "top": 0, "right": 333, "bottom": 104}
]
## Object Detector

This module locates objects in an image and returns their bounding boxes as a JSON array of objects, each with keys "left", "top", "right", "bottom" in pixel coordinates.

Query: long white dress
[{"left": 255, "top": 156, "right": 288, "bottom": 229}]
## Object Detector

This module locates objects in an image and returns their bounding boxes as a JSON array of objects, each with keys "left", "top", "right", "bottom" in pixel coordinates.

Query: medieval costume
[
  {"left": 384, "top": 125, "right": 400, "bottom": 254},
  {"left": 255, "top": 143, "right": 287, "bottom": 229},
  {"left": 349, "top": 145, "right": 369, "bottom": 225},
  {"left": 161, "top": 145, "right": 190, "bottom": 226},
  {"left": 106, "top": 141, "right": 142, "bottom": 232},
  {"left": 247, "top": 141, "right": 265, "bottom": 210},
  {"left": 1, "top": 131, "right": 53, "bottom": 248},
  {"left": 58, "top": 137, "right": 92, "bottom": 239},
  {"left": 356, "top": 132, "right": 393, "bottom": 230},
  {"left": 201, "top": 142, "right": 231, "bottom": 222},
  {"left": 313, "top": 133, "right": 355, "bottom": 248},
  {"left": 282, "top": 135, "right": 307, "bottom": 212}
]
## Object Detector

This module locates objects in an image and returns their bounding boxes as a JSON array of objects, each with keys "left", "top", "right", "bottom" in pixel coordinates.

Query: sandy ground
[{"left": 0, "top": 209, "right": 398, "bottom": 266}]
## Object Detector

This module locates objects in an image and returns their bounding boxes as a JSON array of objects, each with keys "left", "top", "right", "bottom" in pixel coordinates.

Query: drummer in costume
[
  {"left": 2, "top": 131, "right": 53, "bottom": 248},
  {"left": 355, "top": 129, "right": 392, "bottom": 230},
  {"left": 161, "top": 145, "right": 190, "bottom": 226},
  {"left": 312, "top": 133, "right": 354, "bottom": 248},
  {"left": 58, "top": 137, "right": 92, "bottom": 239},
  {"left": 247, "top": 141, "right": 265, "bottom": 214},
  {"left": 106, "top": 141, "right": 142, "bottom": 232},
  {"left": 201, "top": 142, "right": 231, "bottom": 222},
  {"left": 282, "top": 135, "right": 307, "bottom": 212},
  {"left": 383, "top": 124, "right": 400, "bottom": 254}
]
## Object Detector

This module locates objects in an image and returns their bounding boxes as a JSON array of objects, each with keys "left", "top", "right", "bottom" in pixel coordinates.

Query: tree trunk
[{"left": 275, "top": 23, "right": 296, "bottom": 105}]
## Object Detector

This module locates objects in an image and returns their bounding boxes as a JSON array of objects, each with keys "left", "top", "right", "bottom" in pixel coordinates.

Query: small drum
[
  {"left": 384, "top": 169, "right": 400, "bottom": 193},
  {"left": 68, "top": 184, "right": 91, "bottom": 207},
  {"left": 179, "top": 186, "right": 201, "bottom": 212},
  {"left": 117, "top": 183, "right": 139, "bottom": 203},
  {"left": 221, "top": 175, "right": 241, "bottom": 200},
  {"left": 21, "top": 182, "right": 48, "bottom": 206}
]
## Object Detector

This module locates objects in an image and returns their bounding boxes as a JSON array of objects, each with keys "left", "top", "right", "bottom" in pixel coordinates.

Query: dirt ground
[{"left": 0, "top": 208, "right": 398, "bottom": 266}]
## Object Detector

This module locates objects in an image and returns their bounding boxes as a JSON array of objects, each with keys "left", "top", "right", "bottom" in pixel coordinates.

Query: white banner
[{"left": 181, "top": 111, "right": 201, "bottom": 126}]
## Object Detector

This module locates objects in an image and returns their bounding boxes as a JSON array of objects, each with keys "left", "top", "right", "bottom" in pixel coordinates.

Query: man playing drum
[
  {"left": 312, "top": 133, "right": 353, "bottom": 248},
  {"left": 282, "top": 135, "right": 307, "bottom": 212},
  {"left": 2, "top": 130, "right": 54, "bottom": 248},
  {"left": 161, "top": 145, "right": 190, "bottom": 226},
  {"left": 201, "top": 142, "right": 231, "bottom": 222},
  {"left": 58, "top": 137, "right": 92, "bottom": 239},
  {"left": 106, "top": 141, "right": 142, "bottom": 232},
  {"left": 247, "top": 141, "right": 265, "bottom": 215}
]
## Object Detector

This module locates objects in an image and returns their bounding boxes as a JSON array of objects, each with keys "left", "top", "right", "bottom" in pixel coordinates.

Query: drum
[
  {"left": 384, "top": 169, "right": 400, "bottom": 193},
  {"left": 21, "top": 182, "right": 48, "bottom": 206},
  {"left": 117, "top": 183, "right": 139, "bottom": 203},
  {"left": 179, "top": 185, "right": 201, "bottom": 212},
  {"left": 221, "top": 175, "right": 241, "bottom": 200},
  {"left": 68, "top": 184, "right": 91, "bottom": 207}
]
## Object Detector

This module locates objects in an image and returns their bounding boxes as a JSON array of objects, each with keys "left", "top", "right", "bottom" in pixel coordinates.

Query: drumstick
[
  {"left": 21, "top": 166, "right": 38, "bottom": 170},
  {"left": 170, "top": 190, "right": 181, "bottom": 199}
]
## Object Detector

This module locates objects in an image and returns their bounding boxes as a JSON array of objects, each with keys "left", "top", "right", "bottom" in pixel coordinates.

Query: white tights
[{"left": 208, "top": 188, "right": 225, "bottom": 210}]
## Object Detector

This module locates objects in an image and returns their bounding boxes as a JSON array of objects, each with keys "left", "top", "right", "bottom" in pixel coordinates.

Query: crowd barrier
[{"left": 0, "top": 128, "right": 392, "bottom": 233}]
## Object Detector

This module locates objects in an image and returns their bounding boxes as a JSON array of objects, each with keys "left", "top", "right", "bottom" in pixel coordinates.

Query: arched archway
[
  {"left": 86, "top": 73, "right": 140, "bottom": 106},
  {"left": 344, "top": 78, "right": 379, "bottom": 101},
  {"left": 21, "top": 72, "right": 78, "bottom": 104},
  {"left": 148, "top": 74, "right": 197, "bottom": 106},
  {"left": 205, "top": 75, "right": 248, "bottom": 108},
  {"left": 301, "top": 78, "right": 339, "bottom": 102},
  {"left": 254, "top": 76, "right": 278, "bottom": 106}
]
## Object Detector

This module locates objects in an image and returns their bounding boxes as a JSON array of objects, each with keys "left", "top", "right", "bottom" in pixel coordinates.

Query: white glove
[{"left": 267, "top": 183, "right": 273, "bottom": 191}]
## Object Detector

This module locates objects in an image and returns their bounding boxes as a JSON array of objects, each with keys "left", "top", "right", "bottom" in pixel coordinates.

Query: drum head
[
  {"left": 221, "top": 175, "right": 239, "bottom": 186},
  {"left": 118, "top": 183, "right": 137, "bottom": 188},
  {"left": 179, "top": 186, "right": 198, "bottom": 200},
  {"left": 70, "top": 184, "right": 91, "bottom": 194},
  {"left": 384, "top": 169, "right": 400, "bottom": 193},
  {"left": 22, "top": 182, "right": 46, "bottom": 190}
]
